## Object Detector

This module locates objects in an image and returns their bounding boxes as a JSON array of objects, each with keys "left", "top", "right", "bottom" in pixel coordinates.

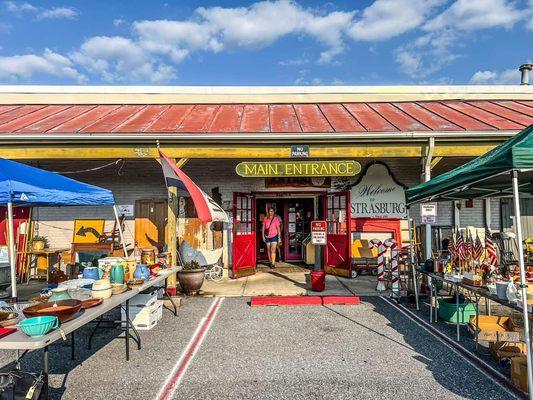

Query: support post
[
  {"left": 423, "top": 137, "right": 434, "bottom": 261},
  {"left": 408, "top": 214, "right": 419, "bottom": 310},
  {"left": 7, "top": 201, "right": 17, "bottom": 300},
  {"left": 113, "top": 205, "right": 129, "bottom": 259},
  {"left": 166, "top": 159, "right": 181, "bottom": 293},
  {"left": 512, "top": 170, "right": 533, "bottom": 399}
]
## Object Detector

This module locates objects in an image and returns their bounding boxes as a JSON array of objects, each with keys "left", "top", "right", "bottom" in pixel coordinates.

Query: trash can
[{"left": 310, "top": 270, "right": 325, "bottom": 292}]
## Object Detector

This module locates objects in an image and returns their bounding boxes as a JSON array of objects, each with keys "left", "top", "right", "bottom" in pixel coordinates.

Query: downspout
[{"left": 424, "top": 137, "right": 435, "bottom": 261}]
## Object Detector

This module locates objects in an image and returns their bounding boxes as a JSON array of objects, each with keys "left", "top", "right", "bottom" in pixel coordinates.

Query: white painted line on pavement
[
  {"left": 155, "top": 297, "right": 224, "bottom": 400},
  {"left": 380, "top": 296, "right": 522, "bottom": 399}
]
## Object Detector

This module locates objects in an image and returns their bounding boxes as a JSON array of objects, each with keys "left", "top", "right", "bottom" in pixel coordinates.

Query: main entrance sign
[
  {"left": 349, "top": 163, "right": 407, "bottom": 219},
  {"left": 236, "top": 161, "right": 361, "bottom": 178}
]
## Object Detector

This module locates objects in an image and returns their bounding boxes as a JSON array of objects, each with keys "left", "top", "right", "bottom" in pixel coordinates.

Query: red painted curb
[
  {"left": 322, "top": 296, "right": 361, "bottom": 305},
  {"left": 250, "top": 296, "right": 360, "bottom": 307}
]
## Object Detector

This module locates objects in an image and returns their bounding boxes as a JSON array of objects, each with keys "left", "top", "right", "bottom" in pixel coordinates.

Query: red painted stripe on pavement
[
  {"left": 250, "top": 296, "right": 361, "bottom": 307},
  {"left": 156, "top": 297, "right": 223, "bottom": 400},
  {"left": 380, "top": 297, "right": 525, "bottom": 399}
]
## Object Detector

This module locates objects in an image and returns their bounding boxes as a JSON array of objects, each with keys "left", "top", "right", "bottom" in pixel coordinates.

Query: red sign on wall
[{"left": 311, "top": 220, "right": 327, "bottom": 245}]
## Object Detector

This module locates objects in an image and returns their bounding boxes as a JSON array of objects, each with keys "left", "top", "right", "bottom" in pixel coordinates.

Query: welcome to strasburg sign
[
  {"left": 349, "top": 163, "right": 407, "bottom": 219},
  {"left": 236, "top": 160, "right": 361, "bottom": 177}
]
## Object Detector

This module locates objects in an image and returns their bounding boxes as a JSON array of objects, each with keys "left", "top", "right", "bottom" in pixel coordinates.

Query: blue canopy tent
[{"left": 0, "top": 158, "right": 128, "bottom": 299}]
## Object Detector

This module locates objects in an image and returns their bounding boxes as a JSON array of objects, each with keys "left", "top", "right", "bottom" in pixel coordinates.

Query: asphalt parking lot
[{"left": 0, "top": 297, "right": 517, "bottom": 400}]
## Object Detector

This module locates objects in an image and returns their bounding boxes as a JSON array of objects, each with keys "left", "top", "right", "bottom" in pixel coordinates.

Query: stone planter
[{"left": 177, "top": 268, "right": 206, "bottom": 293}]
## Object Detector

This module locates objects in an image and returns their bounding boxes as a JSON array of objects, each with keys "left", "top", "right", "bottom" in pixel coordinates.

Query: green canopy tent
[{"left": 406, "top": 124, "right": 533, "bottom": 399}]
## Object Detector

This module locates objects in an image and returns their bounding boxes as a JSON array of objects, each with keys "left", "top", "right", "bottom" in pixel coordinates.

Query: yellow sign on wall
[
  {"left": 236, "top": 160, "right": 361, "bottom": 177},
  {"left": 73, "top": 219, "right": 105, "bottom": 244}
]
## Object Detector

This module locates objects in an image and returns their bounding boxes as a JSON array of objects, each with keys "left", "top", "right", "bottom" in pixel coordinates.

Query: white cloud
[
  {"left": 0, "top": 48, "right": 85, "bottom": 82},
  {"left": 4, "top": 2, "right": 78, "bottom": 20},
  {"left": 424, "top": 0, "right": 522, "bottom": 31},
  {"left": 71, "top": 36, "right": 176, "bottom": 83},
  {"left": 113, "top": 18, "right": 126, "bottom": 27},
  {"left": 395, "top": 0, "right": 524, "bottom": 78},
  {"left": 38, "top": 7, "right": 78, "bottom": 20},
  {"left": 527, "top": 0, "right": 533, "bottom": 30},
  {"left": 469, "top": 68, "right": 520, "bottom": 84},
  {"left": 348, "top": 0, "right": 444, "bottom": 41},
  {"left": 4, "top": 1, "right": 37, "bottom": 13}
]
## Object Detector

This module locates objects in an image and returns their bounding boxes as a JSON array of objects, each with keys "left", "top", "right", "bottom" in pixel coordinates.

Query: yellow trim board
[{"left": 0, "top": 144, "right": 497, "bottom": 159}]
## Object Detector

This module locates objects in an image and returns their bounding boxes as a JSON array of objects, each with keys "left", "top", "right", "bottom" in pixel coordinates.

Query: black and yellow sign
[{"left": 236, "top": 160, "right": 361, "bottom": 177}]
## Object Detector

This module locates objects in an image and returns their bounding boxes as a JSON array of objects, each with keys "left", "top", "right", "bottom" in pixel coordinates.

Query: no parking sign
[{"left": 311, "top": 221, "right": 327, "bottom": 245}]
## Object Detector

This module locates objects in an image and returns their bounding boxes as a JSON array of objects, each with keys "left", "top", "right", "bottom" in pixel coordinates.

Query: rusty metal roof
[{"left": 0, "top": 100, "right": 531, "bottom": 134}]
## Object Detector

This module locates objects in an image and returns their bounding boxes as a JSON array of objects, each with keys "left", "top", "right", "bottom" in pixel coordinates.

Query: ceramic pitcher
[{"left": 110, "top": 265, "right": 125, "bottom": 284}]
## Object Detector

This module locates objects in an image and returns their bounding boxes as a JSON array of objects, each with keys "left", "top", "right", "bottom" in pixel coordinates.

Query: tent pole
[
  {"left": 512, "top": 170, "right": 533, "bottom": 399},
  {"left": 408, "top": 213, "right": 419, "bottom": 310},
  {"left": 113, "top": 205, "right": 129, "bottom": 260},
  {"left": 7, "top": 201, "right": 17, "bottom": 300}
]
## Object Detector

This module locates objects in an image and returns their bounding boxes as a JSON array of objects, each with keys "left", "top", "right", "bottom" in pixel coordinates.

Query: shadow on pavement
[
  {"left": 0, "top": 309, "right": 126, "bottom": 400},
  {"left": 326, "top": 296, "right": 515, "bottom": 400}
]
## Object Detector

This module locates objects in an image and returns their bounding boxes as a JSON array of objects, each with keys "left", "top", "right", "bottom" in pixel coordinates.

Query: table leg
[
  {"left": 163, "top": 278, "right": 178, "bottom": 317},
  {"left": 43, "top": 346, "right": 49, "bottom": 374},
  {"left": 434, "top": 282, "right": 438, "bottom": 323},
  {"left": 87, "top": 315, "right": 103, "bottom": 350},
  {"left": 456, "top": 283, "right": 460, "bottom": 342},
  {"left": 475, "top": 294, "right": 480, "bottom": 351},
  {"left": 125, "top": 300, "right": 130, "bottom": 361},
  {"left": 488, "top": 299, "right": 491, "bottom": 316},
  {"left": 429, "top": 278, "right": 433, "bottom": 324},
  {"left": 71, "top": 331, "right": 75, "bottom": 360}
]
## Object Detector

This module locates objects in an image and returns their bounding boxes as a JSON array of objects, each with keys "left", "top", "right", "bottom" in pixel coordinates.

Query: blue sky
[{"left": 0, "top": 0, "right": 531, "bottom": 85}]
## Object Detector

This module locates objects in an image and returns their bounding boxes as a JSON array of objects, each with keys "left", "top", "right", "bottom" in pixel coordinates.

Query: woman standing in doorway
[{"left": 262, "top": 207, "right": 282, "bottom": 269}]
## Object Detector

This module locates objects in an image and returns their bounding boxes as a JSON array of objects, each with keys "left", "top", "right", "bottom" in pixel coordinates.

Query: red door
[
  {"left": 323, "top": 192, "right": 351, "bottom": 277},
  {"left": 232, "top": 193, "right": 256, "bottom": 279}
]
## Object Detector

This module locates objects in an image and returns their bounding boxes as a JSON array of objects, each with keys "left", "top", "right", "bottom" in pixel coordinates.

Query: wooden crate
[
  {"left": 489, "top": 341, "right": 526, "bottom": 362},
  {"left": 469, "top": 315, "right": 520, "bottom": 342},
  {"left": 511, "top": 355, "right": 528, "bottom": 392}
]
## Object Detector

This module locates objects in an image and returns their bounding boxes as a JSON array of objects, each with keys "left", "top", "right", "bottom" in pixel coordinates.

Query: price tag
[{"left": 59, "top": 329, "right": 67, "bottom": 341}]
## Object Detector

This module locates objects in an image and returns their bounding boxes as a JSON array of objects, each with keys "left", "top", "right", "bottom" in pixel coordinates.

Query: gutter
[{"left": 0, "top": 130, "right": 519, "bottom": 145}]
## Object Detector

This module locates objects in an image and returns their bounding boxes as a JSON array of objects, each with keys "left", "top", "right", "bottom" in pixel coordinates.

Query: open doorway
[{"left": 256, "top": 197, "right": 315, "bottom": 263}]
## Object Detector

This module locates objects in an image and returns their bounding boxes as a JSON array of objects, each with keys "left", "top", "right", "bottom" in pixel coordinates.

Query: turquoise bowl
[{"left": 18, "top": 316, "right": 59, "bottom": 337}]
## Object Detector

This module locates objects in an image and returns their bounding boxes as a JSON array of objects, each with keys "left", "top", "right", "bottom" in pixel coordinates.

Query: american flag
[
  {"left": 448, "top": 234, "right": 457, "bottom": 260},
  {"left": 465, "top": 233, "right": 473, "bottom": 260},
  {"left": 473, "top": 234, "right": 484, "bottom": 261},
  {"left": 485, "top": 228, "right": 498, "bottom": 266},
  {"left": 456, "top": 229, "right": 465, "bottom": 260}
]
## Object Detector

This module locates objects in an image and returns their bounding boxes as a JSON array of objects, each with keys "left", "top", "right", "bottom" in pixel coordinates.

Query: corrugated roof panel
[
  {"left": 177, "top": 105, "right": 219, "bottom": 132},
  {"left": 319, "top": 104, "right": 365, "bottom": 132},
  {"left": 466, "top": 101, "right": 532, "bottom": 126},
  {"left": 17, "top": 105, "right": 95, "bottom": 133},
  {"left": 393, "top": 102, "right": 461, "bottom": 131},
  {"left": 293, "top": 104, "right": 333, "bottom": 132},
  {"left": 343, "top": 103, "right": 396, "bottom": 131},
  {"left": 495, "top": 101, "right": 533, "bottom": 117},
  {"left": 113, "top": 105, "right": 170, "bottom": 133},
  {"left": 442, "top": 101, "right": 524, "bottom": 130},
  {"left": 240, "top": 105, "right": 269, "bottom": 132},
  {"left": 0, "top": 100, "right": 530, "bottom": 135},
  {"left": 0, "top": 105, "right": 69, "bottom": 132},
  {"left": 208, "top": 105, "right": 244, "bottom": 133},
  {"left": 145, "top": 105, "right": 194, "bottom": 132},
  {"left": 368, "top": 103, "right": 428, "bottom": 131},
  {"left": 417, "top": 102, "right": 496, "bottom": 131},
  {"left": 0, "top": 106, "right": 21, "bottom": 116},
  {"left": 80, "top": 105, "right": 145, "bottom": 133},
  {"left": 0, "top": 105, "right": 47, "bottom": 127},
  {"left": 270, "top": 105, "right": 301, "bottom": 133},
  {"left": 49, "top": 105, "right": 120, "bottom": 133}
]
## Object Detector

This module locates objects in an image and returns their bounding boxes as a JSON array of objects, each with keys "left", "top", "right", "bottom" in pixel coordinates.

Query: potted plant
[
  {"left": 177, "top": 260, "right": 206, "bottom": 293},
  {"left": 30, "top": 236, "right": 48, "bottom": 251}
]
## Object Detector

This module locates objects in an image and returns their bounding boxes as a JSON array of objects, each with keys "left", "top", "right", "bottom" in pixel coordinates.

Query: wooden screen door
[
  {"left": 323, "top": 192, "right": 351, "bottom": 277},
  {"left": 232, "top": 193, "right": 256, "bottom": 279},
  {"left": 135, "top": 199, "right": 168, "bottom": 251}
]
